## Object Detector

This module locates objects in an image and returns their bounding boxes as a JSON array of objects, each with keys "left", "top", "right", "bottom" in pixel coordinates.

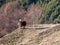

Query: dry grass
[{"left": 0, "top": 24, "right": 60, "bottom": 45}]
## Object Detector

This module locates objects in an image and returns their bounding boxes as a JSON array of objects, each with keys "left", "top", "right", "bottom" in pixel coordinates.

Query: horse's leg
[{"left": 23, "top": 26, "right": 25, "bottom": 29}]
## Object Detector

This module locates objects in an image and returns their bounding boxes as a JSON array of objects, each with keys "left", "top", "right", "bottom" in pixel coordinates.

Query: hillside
[
  {"left": 0, "top": 0, "right": 60, "bottom": 37},
  {"left": 0, "top": 1, "right": 43, "bottom": 37},
  {"left": 0, "top": 24, "right": 60, "bottom": 45},
  {"left": 0, "top": 0, "right": 60, "bottom": 23},
  {"left": 0, "top": 0, "right": 60, "bottom": 45}
]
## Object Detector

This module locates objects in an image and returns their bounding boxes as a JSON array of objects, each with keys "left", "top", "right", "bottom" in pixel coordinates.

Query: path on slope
[{"left": 0, "top": 24, "right": 60, "bottom": 45}]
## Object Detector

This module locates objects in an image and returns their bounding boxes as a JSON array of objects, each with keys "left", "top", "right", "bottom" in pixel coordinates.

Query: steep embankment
[{"left": 0, "top": 24, "right": 60, "bottom": 45}]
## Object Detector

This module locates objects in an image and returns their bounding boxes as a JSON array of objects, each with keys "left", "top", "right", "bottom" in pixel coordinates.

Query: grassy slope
[{"left": 0, "top": 25, "right": 60, "bottom": 45}]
